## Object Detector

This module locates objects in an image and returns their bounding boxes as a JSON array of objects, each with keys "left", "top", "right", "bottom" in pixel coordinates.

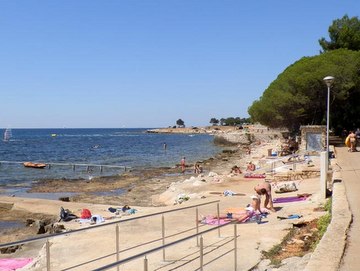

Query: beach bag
[
  {"left": 59, "top": 207, "right": 78, "bottom": 222},
  {"left": 274, "top": 182, "right": 298, "bottom": 193},
  {"left": 81, "top": 208, "right": 92, "bottom": 219}
]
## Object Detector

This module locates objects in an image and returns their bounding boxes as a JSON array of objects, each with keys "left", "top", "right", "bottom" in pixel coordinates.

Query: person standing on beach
[
  {"left": 181, "top": 157, "right": 186, "bottom": 173},
  {"left": 254, "top": 181, "right": 276, "bottom": 212},
  {"left": 349, "top": 131, "right": 357, "bottom": 152},
  {"left": 194, "top": 163, "right": 203, "bottom": 174}
]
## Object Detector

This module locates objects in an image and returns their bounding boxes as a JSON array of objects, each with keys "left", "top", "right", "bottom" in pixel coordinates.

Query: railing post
[
  {"left": 46, "top": 239, "right": 50, "bottom": 271},
  {"left": 200, "top": 236, "right": 204, "bottom": 271},
  {"left": 162, "top": 214, "right": 165, "bottom": 261},
  {"left": 144, "top": 256, "right": 148, "bottom": 271},
  {"left": 116, "top": 224, "right": 120, "bottom": 271},
  {"left": 292, "top": 155, "right": 296, "bottom": 171},
  {"left": 234, "top": 223, "right": 237, "bottom": 271},
  {"left": 196, "top": 207, "right": 199, "bottom": 247},
  {"left": 217, "top": 203, "right": 220, "bottom": 237},
  {"left": 320, "top": 151, "right": 327, "bottom": 199}
]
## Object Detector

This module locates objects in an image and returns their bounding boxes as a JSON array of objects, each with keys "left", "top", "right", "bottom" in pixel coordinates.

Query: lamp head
[{"left": 323, "top": 76, "right": 335, "bottom": 87}]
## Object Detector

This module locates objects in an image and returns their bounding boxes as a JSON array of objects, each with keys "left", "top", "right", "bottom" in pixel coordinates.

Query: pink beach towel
[
  {"left": 244, "top": 173, "right": 266, "bottom": 179},
  {"left": 200, "top": 216, "right": 231, "bottom": 226},
  {"left": 0, "top": 258, "right": 32, "bottom": 271}
]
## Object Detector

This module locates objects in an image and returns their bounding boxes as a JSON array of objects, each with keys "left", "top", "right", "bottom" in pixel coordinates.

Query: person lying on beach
[
  {"left": 230, "top": 165, "right": 242, "bottom": 174},
  {"left": 254, "top": 181, "right": 276, "bottom": 212},
  {"left": 201, "top": 196, "right": 264, "bottom": 224},
  {"left": 216, "top": 208, "right": 257, "bottom": 223}
]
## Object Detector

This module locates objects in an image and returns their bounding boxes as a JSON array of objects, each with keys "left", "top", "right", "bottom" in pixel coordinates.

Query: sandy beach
[{"left": 0, "top": 129, "right": 328, "bottom": 270}]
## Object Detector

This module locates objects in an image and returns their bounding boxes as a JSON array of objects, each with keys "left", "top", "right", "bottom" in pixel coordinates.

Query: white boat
[{"left": 3, "top": 128, "right": 12, "bottom": 141}]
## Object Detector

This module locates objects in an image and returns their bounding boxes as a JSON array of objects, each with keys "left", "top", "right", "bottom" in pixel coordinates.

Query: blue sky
[{"left": 0, "top": 1, "right": 358, "bottom": 128}]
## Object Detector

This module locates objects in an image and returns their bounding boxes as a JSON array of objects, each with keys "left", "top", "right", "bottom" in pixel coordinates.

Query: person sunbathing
[
  {"left": 231, "top": 165, "right": 242, "bottom": 174},
  {"left": 201, "top": 196, "right": 263, "bottom": 224}
]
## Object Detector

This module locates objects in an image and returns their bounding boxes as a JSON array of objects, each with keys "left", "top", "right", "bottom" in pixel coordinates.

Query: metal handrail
[
  {"left": 0, "top": 200, "right": 220, "bottom": 248},
  {"left": 0, "top": 160, "right": 129, "bottom": 170},
  {"left": 92, "top": 221, "right": 237, "bottom": 271}
]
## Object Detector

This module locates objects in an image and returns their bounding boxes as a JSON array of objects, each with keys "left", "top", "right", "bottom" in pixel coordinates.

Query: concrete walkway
[
  {"left": 335, "top": 147, "right": 360, "bottom": 270},
  {"left": 303, "top": 143, "right": 360, "bottom": 271}
]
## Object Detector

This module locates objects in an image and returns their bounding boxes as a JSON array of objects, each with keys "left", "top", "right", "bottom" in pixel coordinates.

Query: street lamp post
[{"left": 323, "top": 76, "right": 335, "bottom": 158}]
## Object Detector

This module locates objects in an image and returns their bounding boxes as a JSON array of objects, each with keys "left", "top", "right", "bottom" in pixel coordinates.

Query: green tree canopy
[
  {"left": 176, "top": 119, "right": 185, "bottom": 127},
  {"left": 209, "top": 118, "right": 220, "bottom": 126},
  {"left": 220, "top": 118, "right": 226, "bottom": 126},
  {"left": 319, "top": 15, "right": 360, "bottom": 52},
  {"left": 248, "top": 49, "right": 360, "bottom": 133},
  {"left": 217, "top": 117, "right": 251, "bottom": 126}
]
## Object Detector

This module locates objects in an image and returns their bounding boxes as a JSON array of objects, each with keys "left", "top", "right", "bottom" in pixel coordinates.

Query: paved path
[{"left": 336, "top": 147, "right": 360, "bottom": 270}]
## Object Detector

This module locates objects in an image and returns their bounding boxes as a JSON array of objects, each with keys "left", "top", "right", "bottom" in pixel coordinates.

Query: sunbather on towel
[
  {"left": 208, "top": 197, "right": 262, "bottom": 223},
  {"left": 208, "top": 210, "right": 258, "bottom": 224},
  {"left": 254, "top": 181, "right": 276, "bottom": 212}
]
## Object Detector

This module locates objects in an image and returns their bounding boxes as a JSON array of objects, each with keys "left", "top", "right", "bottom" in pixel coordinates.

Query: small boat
[
  {"left": 51, "top": 133, "right": 57, "bottom": 137},
  {"left": 3, "top": 128, "right": 12, "bottom": 141},
  {"left": 23, "top": 162, "right": 47, "bottom": 169}
]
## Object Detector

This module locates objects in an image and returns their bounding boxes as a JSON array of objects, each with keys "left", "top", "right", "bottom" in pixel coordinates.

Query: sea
[{"left": 0, "top": 128, "right": 223, "bottom": 197}]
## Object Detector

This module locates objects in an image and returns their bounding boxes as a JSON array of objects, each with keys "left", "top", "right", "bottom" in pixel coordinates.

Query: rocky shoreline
[
  {"left": 28, "top": 144, "right": 243, "bottom": 203},
  {"left": 0, "top": 127, "right": 285, "bottom": 245},
  {"left": 0, "top": 144, "right": 245, "bottom": 243}
]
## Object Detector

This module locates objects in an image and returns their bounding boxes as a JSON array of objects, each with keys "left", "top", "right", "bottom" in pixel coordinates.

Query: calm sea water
[{"left": 0, "top": 128, "right": 222, "bottom": 195}]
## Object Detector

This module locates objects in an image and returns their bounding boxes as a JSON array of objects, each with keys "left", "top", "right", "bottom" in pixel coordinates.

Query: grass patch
[
  {"left": 324, "top": 197, "right": 332, "bottom": 212},
  {"left": 262, "top": 228, "right": 297, "bottom": 266},
  {"left": 311, "top": 199, "right": 332, "bottom": 249},
  {"left": 263, "top": 198, "right": 333, "bottom": 266}
]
